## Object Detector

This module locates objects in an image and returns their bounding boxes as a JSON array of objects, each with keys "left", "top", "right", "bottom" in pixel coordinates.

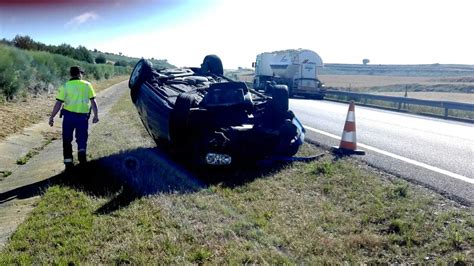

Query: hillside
[
  {"left": 90, "top": 50, "right": 174, "bottom": 69},
  {"left": 0, "top": 36, "right": 175, "bottom": 101}
]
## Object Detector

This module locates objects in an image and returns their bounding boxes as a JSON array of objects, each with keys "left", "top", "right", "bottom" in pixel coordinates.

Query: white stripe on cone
[
  {"left": 341, "top": 131, "right": 356, "bottom": 143},
  {"left": 346, "top": 111, "right": 355, "bottom": 122}
]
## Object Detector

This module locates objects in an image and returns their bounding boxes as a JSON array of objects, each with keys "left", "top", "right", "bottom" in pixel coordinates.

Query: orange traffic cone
[{"left": 331, "top": 101, "right": 365, "bottom": 155}]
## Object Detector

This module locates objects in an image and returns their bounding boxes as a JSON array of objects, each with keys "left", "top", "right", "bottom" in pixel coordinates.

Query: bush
[
  {"left": 0, "top": 45, "right": 32, "bottom": 99},
  {"left": 74, "top": 46, "right": 94, "bottom": 63},
  {"left": 0, "top": 44, "right": 132, "bottom": 100},
  {"left": 95, "top": 55, "right": 106, "bottom": 64},
  {"left": 114, "top": 60, "right": 128, "bottom": 67}
]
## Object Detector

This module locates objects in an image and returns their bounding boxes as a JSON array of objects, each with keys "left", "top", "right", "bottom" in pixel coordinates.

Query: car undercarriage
[{"left": 128, "top": 55, "right": 305, "bottom": 167}]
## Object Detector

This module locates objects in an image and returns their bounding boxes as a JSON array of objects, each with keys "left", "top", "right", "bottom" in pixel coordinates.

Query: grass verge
[{"left": 0, "top": 93, "right": 472, "bottom": 264}]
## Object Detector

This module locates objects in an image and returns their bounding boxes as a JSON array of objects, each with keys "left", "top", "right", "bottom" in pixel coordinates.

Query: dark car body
[{"left": 128, "top": 55, "right": 305, "bottom": 167}]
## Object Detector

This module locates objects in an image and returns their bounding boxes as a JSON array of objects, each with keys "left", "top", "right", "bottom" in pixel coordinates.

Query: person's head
[{"left": 70, "top": 66, "right": 84, "bottom": 78}]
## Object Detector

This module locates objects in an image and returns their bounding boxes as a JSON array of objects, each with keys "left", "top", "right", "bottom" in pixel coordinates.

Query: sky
[{"left": 1, "top": 0, "right": 473, "bottom": 69}]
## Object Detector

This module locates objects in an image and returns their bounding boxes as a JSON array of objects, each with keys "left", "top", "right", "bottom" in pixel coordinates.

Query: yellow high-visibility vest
[{"left": 56, "top": 79, "right": 96, "bottom": 114}]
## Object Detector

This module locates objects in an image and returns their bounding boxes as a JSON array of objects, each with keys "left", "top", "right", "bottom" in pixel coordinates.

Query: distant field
[
  {"left": 318, "top": 74, "right": 474, "bottom": 89},
  {"left": 370, "top": 91, "right": 474, "bottom": 104},
  {"left": 231, "top": 70, "right": 474, "bottom": 103}
]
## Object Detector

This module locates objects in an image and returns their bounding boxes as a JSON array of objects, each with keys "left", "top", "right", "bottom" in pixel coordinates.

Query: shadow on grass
[{"left": 0, "top": 147, "right": 291, "bottom": 214}]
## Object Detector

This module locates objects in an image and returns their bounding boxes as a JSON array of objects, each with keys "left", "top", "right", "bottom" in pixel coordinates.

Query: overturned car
[{"left": 128, "top": 55, "right": 305, "bottom": 167}]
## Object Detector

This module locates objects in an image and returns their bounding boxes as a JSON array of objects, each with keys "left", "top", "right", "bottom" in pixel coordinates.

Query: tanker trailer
[{"left": 252, "top": 49, "right": 325, "bottom": 99}]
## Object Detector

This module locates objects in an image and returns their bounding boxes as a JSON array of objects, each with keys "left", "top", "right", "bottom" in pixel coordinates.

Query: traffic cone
[{"left": 331, "top": 101, "right": 365, "bottom": 155}]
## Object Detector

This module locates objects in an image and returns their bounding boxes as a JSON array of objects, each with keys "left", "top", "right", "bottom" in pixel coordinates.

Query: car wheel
[
  {"left": 129, "top": 59, "right": 152, "bottom": 102},
  {"left": 169, "top": 93, "right": 196, "bottom": 145},
  {"left": 276, "top": 120, "right": 300, "bottom": 156},
  {"left": 271, "top": 84, "right": 289, "bottom": 114},
  {"left": 201, "top": 54, "right": 224, "bottom": 76}
]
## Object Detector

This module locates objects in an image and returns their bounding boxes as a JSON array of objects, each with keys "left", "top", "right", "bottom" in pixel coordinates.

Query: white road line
[{"left": 304, "top": 125, "right": 474, "bottom": 185}]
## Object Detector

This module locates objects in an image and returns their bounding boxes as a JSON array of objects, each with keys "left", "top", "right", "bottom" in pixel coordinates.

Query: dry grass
[
  {"left": 0, "top": 76, "right": 128, "bottom": 141},
  {"left": 319, "top": 74, "right": 447, "bottom": 88},
  {"left": 370, "top": 91, "right": 474, "bottom": 103}
]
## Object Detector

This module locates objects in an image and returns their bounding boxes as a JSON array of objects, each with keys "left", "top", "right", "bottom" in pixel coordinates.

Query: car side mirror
[{"left": 252, "top": 62, "right": 255, "bottom": 68}]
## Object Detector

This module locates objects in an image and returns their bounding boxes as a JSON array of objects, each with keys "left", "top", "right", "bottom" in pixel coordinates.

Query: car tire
[
  {"left": 129, "top": 59, "right": 152, "bottom": 103},
  {"left": 201, "top": 54, "right": 224, "bottom": 76},
  {"left": 169, "top": 93, "right": 196, "bottom": 145},
  {"left": 271, "top": 84, "right": 289, "bottom": 114},
  {"left": 276, "top": 119, "right": 300, "bottom": 156}
]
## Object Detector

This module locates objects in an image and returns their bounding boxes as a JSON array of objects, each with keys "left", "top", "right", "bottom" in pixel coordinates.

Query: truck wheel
[
  {"left": 252, "top": 79, "right": 258, "bottom": 90},
  {"left": 271, "top": 85, "right": 289, "bottom": 114},
  {"left": 201, "top": 54, "right": 224, "bottom": 76},
  {"left": 129, "top": 59, "right": 152, "bottom": 102},
  {"left": 170, "top": 93, "right": 196, "bottom": 145},
  {"left": 288, "top": 87, "right": 294, "bottom": 98}
]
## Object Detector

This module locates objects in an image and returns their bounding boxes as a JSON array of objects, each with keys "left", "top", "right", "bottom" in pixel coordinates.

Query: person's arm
[
  {"left": 91, "top": 98, "right": 99, "bottom": 123},
  {"left": 49, "top": 100, "right": 63, "bottom": 127}
]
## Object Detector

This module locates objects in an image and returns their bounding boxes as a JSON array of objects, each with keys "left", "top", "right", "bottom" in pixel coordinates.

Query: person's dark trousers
[{"left": 62, "top": 110, "right": 89, "bottom": 165}]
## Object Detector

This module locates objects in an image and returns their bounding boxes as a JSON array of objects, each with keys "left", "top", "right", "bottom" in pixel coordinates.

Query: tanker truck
[{"left": 252, "top": 49, "right": 325, "bottom": 99}]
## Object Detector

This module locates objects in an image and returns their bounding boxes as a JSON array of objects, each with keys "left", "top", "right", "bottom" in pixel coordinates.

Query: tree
[
  {"left": 363, "top": 58, "right": 370, "bottom": 65},
  {"left": 74, "top": 45, "right": 94, "bottom": 63},
  {"left": 13, "top": 35, "right": 36, "bottom": 50},
  {"left": 55, "top": 43, "right": 75, "bottom": 58},
  {"left": 95, "top": 54, "right": 107, "bottom": 64}
]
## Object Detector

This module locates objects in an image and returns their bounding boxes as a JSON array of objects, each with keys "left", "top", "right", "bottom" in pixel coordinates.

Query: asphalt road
[{"left": 290, "top": 99, "right": 474, "bottom": 205}]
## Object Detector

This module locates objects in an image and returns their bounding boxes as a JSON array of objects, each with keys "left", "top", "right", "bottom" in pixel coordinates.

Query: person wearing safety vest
[{"left": 49, "top": 66, "right": 99, "bottom": 170}]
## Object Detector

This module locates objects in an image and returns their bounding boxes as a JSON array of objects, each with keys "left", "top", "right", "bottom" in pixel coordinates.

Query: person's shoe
[{"left": 78, "top": 151, "right": 87, "bottom": 164}]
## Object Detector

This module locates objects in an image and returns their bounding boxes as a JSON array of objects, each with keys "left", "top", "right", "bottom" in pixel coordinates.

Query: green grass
[
  {"left": 15, "top": 135, "right": 59, "bottom": 165},
  {"left": 0, "top": 170, "right": 12, "bottom": 180},
  {"left": 0, "top": 93, "right": 472, "bottom": 264},
  {"left": 15, "top": 150, "right": 39, "bottom": 165}
]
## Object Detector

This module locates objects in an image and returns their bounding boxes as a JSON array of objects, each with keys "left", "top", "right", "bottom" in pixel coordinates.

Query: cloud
[{"left": 65, "top": 12, "right": 99, "bottom": 28}]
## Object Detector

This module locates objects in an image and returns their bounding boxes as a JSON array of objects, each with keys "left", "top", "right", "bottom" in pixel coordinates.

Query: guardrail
[{"left": 323, "top": 89, "right": 474, "bottom": 122}]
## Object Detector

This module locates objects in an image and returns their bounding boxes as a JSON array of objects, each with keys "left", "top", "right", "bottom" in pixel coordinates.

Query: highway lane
[{"left": 290, "top": 99, "right": 474, "bottom": 205}]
